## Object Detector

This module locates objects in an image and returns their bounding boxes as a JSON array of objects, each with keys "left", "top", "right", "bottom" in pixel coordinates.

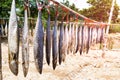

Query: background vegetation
[{"left": 0, "top": 0, "right": 120, "bottom": 33}]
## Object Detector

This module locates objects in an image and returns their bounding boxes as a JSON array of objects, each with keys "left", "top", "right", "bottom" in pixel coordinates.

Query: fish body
[
  {"left": 75, "top": 26, "right": 80, "bottom": 53},
  {"left": 59, "top": 22, "right": 64, "bottom": 64},
  {"left": 68, "top": 23, "right": 72, "bottom": 54},
  {"left": 98, "top": 28, "right": 102, "bottom": 43},
  {"left": 86, "top": 27, "right": 91, "bottom": 53},
  {"left": 5, "top": 22, "right": 8, "bottom": 36},
  {"left": 64, "top": 24, "right": 69, "bottom": 59},
  {"left": 34, "top": 11, "right": 44, "bottom": 74},
  {"left": 73, "top": 24, "right": 78, "bottom": 54},
  {"left": 84, "top": 26, "right": 88, "bottom": 53},
  {"left": 90, "top": 27, "right": 93, "bottom": 45},
  {"left": 52, "top": 16, "right": 58, "bottom": 70},
  {"left": 8, "top": 0, "right": 19, "bottom": 75},
  {"left": 46, "top": 13, "right": 51, "bottom": 65},
  {"left": 100, "top": 28, "right": 104, "bottom": 44},
  {"left": 1, "top": 25, "right": 4, "bottom": 37},
  {"left": 70, "top": 24, "right": 75, "bottom": 53},
  {"left": 92, "top": 28, "right": 97, "bottom": 45},
  {"left": 96, "top": 27, "right": 99, "bottom": 43},
  {"left": 80, "top": 26, "right": 84, "bottom": 55},
  {"left": 22, "top": 3, "right": 29, "bottom": 77}
]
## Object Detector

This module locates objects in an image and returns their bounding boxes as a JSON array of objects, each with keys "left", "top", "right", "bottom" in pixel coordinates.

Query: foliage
[
  {"left": 80, "top": 0, "right": 119, "bottom": 23},
  {"left": 0, "top": 0, "right": 79, "bottom": 20},
  {"left": 109, "top": 25, "right": 120, "bottom": 33},
  {"left": 0, "top": 0, "right": 23, "bottom": 18}
]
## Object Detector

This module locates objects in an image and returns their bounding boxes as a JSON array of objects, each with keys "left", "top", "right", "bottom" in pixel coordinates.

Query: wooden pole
[
  {"left": 50, "top": 0, "right": 98, "bottom": 23},
  {"left": 106, "top": 0, "right": 115, "bottom": 34},
  {"left": 102, "top": 0, "right": 115, "bottom": 58}
]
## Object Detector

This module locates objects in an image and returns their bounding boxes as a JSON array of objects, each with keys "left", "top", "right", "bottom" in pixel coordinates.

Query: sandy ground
[{"left": 1, "top": 33, "right": 120, "bottom": 80}]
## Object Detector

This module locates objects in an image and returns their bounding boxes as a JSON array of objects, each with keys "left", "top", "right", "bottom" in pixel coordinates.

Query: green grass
[{"left": 109, "top": 25, "right": 120, "bottom": 33}]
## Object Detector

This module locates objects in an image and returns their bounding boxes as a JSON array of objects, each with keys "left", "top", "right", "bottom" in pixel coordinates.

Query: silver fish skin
[
  {"left": 5, "top": 22, "right": 8, "bottom": 36},
  {"left": 73, "top": 24, "right": 78, "bottom": 54},
  {"left": 100, "top": 28, "right": 104, "bottom": 44},
  {"left": 8, "top": 0, "right": 19, "bottom": 76},
  {"left": 46, "top": 13, "right": 51, "bottom": 65},
  {"left": 83, "top": 26, "right": 88, "bottom": 53},
  {"left": 1, "top": 25, "right": 4, "bottom": 37},
  {"left": 96, "top": 27, "right": 99, "bottom": 43},
  {"left": 91, "top": 28, "right": 97, "bottom": 45},
  {"left": 59, "top": 22, "right": 66, "bottom": 64},
  {"left": 34, "top": 11, "right": 44, "bottom": 74},
  {"left": 86, "top": 27, "right": 91, "bottom": 54},
  {"left": 70, "top": 24, "right": 75, "bottom": 53},
  {"left": 75, "top": 26, "right": 81, "bottom": 53},
  {"left": 98, "top": 28, "right": 102, "bottom": 43},
  {"left": 80, "top": 26, "right": 84, "bottom": 55},
  {"left": 68, "top": 23, "right": 72, "bottom": 54},
  {"left": 63, "top": 24, "right": 69, "bottom": 60},
  {"left": 52, "top": 16, "right": 58, "bottom": 70},
  {"left": 22, "top": 3, "right": 29, "bottom": 77}
]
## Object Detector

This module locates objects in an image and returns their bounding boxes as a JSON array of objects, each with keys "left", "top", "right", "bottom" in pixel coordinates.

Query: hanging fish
[
  {"left": 98, "top": 28, "right": 103, "bottom": 43},
  {"left": 64, "top": 24, "right": 69, "bottom": 57},
  {"left": 96, "top": 27, "right": 99, "bottom": 44},
  {"left": 59, "top": 22, "right": 64, "bottom": 64},
  {"left": 52, "top": 14, "right": 58, "bottom": 70},
  {"left": 22, "top": 0, "right": 29, "bottom": 77},
  {"left": 67, "top": 23, "right": 72, "bottom": 54},
  {"left": 100, "top": 28, "right": 104, "bottom": 44},
  {"left": 92, "top": 28, "right": 97, "bottom": 45},
  {"left": 75, "top": 26, "right": 80, "bottom": 53},
  {"left": 1, "top": 25, "right": 4, "bottom": 37},
  {"left": 2, "top": 20, "right": 6, "bottom": 36},
  {"left": 89, "top": 27, "right": 92, "bottom": 47},
  {"left": 5, "top": 21, "right": 8, "bottom": 36},
  {"left": 82, "top": 26, "right": 86, "bottom": 53},
  {"left": 0, "top": 34, "right": 2, "bottom": 80},
  {"left": 70, "top": 23, "right": 75, "bottom": 53},
  {"left": 84, "top": 26, "right": 89, "bottom": 53},
  {"left": 90, "top": 27, "right": 93, "bottom": 44},
  {"left": 76, "top": 26, "right": 82, "bottom": 53},
  {"left": 80, "top": 26, "right": 84, "bottom": 55},
  {"left": 8, "top": 0, "right": 19, "bottom": 75},
  {"left": 46, "top": 12, "right": 51, "bottom": 65},
  {"left": 86, "top": 27, "right": 91, "bottom": 54},
  {"left": 34, "top": 7, "right": 44, "bottom": 74},
  {"left": 73, "top": 24, "right": 78, "bottom": 54}
]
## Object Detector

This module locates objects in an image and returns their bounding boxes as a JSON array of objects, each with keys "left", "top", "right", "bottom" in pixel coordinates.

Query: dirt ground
[{"left": 1, "top": 33, "right": 120, "bottom": 80}]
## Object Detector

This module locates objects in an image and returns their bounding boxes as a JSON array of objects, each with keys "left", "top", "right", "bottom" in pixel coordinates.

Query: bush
[{"left": 109, "top": 25, "right": 120, "bottom": 33}]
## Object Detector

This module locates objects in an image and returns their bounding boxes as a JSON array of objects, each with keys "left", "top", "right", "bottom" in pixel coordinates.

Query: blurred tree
[
  {"left": 62, "top": 0, "right": 70, "bottom": 7},
  {"left": 0, "top": 0, "right": 23, "bottom": 18},
  {"left": 70, "top": 3, "right": 79, "bottom": 12},
  {"left": 0, "top": 0, "right": 79, "bottom": 18},
  {"left": 80, "top": 0, "right": 119, "bottom": 23}
]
